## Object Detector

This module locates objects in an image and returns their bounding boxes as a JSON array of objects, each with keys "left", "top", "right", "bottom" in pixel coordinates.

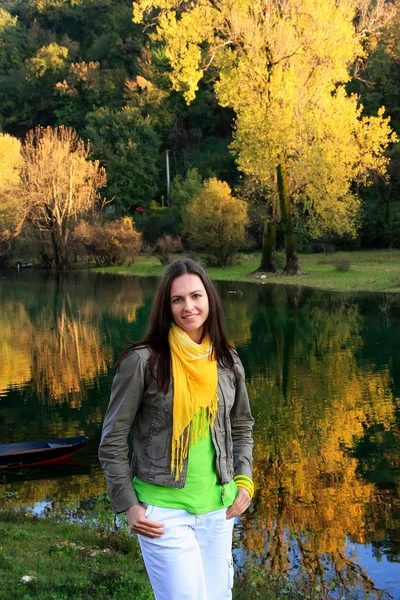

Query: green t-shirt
[{"left": 134, "top": 412, "right": 237, "bottom": 514}]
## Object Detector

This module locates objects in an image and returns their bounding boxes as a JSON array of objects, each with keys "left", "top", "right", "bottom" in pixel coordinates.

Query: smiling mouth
[{"left": 182, "top": 314, "right": 199, "bottom": 320}]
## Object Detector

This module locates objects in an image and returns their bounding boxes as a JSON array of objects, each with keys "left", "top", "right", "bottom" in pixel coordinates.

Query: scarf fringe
[
  {"left": 168, "top": 325, "right": 219, "bottom": 481},
  {"left": 171, "top": 397, "right": 218, "bottom": 480}
]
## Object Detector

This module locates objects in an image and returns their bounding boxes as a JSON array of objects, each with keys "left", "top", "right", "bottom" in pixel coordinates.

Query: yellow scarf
[{"left": 168, "top": 324, "right": 218, "bottom": 480}]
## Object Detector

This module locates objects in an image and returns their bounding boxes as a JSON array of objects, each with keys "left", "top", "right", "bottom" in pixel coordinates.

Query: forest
[{"left": 0, "top": 0, "right": 400, "bottom": 271}]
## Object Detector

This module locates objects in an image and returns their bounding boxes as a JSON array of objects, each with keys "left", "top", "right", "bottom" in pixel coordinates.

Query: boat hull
[{"left": 0, "top": 435, "right": 89, "bottom": 470}]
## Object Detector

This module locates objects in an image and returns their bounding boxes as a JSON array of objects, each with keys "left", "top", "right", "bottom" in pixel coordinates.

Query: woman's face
[{"left": 170, "top": 273, "right": 210, "bottom": 343}]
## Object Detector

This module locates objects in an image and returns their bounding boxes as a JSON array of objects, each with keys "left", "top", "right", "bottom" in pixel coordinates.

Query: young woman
[{"left": 99, "top": 259, "right": 254, "bottom": 600}]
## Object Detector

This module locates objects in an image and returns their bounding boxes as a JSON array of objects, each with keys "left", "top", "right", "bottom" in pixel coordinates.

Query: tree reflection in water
[
  {"left": 0, "top": 272, "right": 148, "bottom": 408},
  {"left": 226, "top": 285, "right": 400, "bottom": 599}
]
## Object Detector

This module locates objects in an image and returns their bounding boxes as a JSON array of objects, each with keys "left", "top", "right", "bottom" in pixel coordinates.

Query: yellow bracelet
[{"left": 234, "top": 475, "right": 254, "bottom": 499}]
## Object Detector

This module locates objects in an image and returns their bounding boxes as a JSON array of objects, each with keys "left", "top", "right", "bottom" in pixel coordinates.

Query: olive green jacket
[{"left": 98, "top": 347, "right": 254, "bottom": 514}]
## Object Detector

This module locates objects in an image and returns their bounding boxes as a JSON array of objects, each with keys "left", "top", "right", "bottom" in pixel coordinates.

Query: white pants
[{"left": 138, "top": 505, "right": 235, "bottom": 600}]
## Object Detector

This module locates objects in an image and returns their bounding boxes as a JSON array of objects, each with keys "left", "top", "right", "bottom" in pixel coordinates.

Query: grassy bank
[
  {"left": 0, "top": 510, "right": 152, "bottom": 600},
  {"left": 94, "top": 249, "right": 400, "bottom": 293},
  {"left": 0, "top": 510, "right": 322, "bottom": 600}
]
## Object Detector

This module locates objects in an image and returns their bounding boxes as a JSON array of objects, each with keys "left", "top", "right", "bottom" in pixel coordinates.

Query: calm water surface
[{"left": 1, "top": 270, "right": 399, "bottom": 599}]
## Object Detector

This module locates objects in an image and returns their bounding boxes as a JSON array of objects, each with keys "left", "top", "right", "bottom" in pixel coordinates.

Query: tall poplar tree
[{"left": 133, "top": 0, "right": 396, "bottom": 274}]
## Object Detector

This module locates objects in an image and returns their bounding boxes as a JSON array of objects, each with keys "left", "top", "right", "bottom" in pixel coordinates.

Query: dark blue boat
[{"left": 0, "top": 435, "right": 89, "bottom": 470}]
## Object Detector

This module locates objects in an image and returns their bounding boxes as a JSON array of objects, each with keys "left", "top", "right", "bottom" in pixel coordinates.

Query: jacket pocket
[
  {"left": 144, "top": 410, "right": 171, "bottom": 461},
  {"left": 217, "top": 371, "right": 236, "bottom": 411}
]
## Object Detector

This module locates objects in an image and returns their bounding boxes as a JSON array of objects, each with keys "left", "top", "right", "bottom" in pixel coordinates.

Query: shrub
[
  {"left": 39, "top": 243, "right": 56, "bottom": 268},
  {"left": 134, "top": 201, "right": 180, "bottom": 245},
  {"left": 185, "top": 178, "right": 248, "bottom": 267},
  {"left": 334, "top": 259, "right": 351, "bottom": 272},
  {"left": 0, "top": 247, "right": 12, "bottom": 268},
  {"left": 16, "top": 233, "right": 56, "bottom": 268},
  {"left": 75, "top": 217, "right": 142, "bottom": 266},
  {"left": 311, "top": 242, "right": 336, "bottom": 254},
  {"left": 154, "top": 235, "right": 183, "bottom": 265},
  {"left": 391, "top": 275, "right": 400, "bottom": 289}
]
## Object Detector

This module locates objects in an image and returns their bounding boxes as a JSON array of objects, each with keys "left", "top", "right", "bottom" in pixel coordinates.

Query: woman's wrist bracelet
[{"left": 234, "top": 475, "right": 254, "bottom": 499}]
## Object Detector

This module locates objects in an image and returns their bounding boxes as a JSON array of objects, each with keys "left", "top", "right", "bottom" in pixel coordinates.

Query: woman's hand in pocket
[
  {"left": 126, "top": 504, "right": 165, "bottom": 538},
  {"left": 226, "top": 488, "right": 251, "bottom": 520}
]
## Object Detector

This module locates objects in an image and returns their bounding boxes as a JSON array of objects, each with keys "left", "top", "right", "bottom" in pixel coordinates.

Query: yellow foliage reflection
[
  {"left": 0, "top": 301, "right": 32, "bottom": 396},
  {"left": 236, "top": 288, "right": 399, "bottom": 598},
  {"left": 32, "top": 309, "right": 113, "bottom": 406},
  {"left": 72, "top": 276, "right": 145, "bottom": 323},
  {"left": 224, "top": 297, "right": 252, "bottom": 347},
  {"left": 0, "top": 274, "right": 147, "bottom": 405},
  {"left": 0, "top": 469, "right": 105, "bottom": 511}
]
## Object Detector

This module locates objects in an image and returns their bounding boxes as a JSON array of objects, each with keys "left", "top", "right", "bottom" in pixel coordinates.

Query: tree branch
[
  {"left": 204, "top": 40, "right": 233, "bottom": 71},
  {"left": 272, "top": 43, "right": 305, "bottom": 66}
]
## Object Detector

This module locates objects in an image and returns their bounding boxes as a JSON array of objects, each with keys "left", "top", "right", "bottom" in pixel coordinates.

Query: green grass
[
  {"left": 0, "top": 511, "right": 153, "bottom": 600},
  {"left": 94, "top": 249, "right": 400, "bottom": 293}
]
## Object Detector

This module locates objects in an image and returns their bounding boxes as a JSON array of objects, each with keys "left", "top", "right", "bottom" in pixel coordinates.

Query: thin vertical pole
[{"left": 166, "top": 149, "right": 170, "bottom": 207}]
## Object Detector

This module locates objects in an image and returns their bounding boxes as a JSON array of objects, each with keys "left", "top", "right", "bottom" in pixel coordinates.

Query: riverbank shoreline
[{"left": 93, "top": 249, "right": 400, "bottom": 294}]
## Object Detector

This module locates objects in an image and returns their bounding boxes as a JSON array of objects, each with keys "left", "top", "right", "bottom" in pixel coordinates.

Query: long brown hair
[{"left": 117, "top": 259, "right": 235, "bottom": 392}]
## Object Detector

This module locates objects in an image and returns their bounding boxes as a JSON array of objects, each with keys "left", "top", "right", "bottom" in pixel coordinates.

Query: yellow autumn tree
[
  {"left": 185, "top": 178, "right": 248, "bottom": 266},
  {"left": 133, "top": 0, "right": 397, "bottom": 274},
  {"left": 0, "top": 133, "right": 21, "bottom": 192},
  {"left": 0, "top": 133, "right": 22, "bottom": 258},
  {"left": 20, "top": 126, "right": 107, "bottom": 268}
]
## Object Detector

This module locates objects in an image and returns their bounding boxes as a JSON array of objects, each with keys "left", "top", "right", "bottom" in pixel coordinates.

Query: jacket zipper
[
  {"left": 213, "top": 382, "right": 225, "bottom": 484},
  {"left": 178, "top": 426, "right": 190, "bottom": 488},
  {"left": 219, "top": 378, "right": 231, "bottom": 466}
]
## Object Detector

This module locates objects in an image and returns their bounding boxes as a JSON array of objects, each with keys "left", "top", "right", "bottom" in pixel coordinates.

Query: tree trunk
[
  {"left": 258, "top": 192, "right": 280, "bottom": 272},
  {"left": 384, "top": 183, "right": 391, "bottom": 224},
  {"left": 51, "top": 231, "right": 60, "bottom": 268},
  {"left": 58, "top": 235, "right": 69, "bottom": 269},
  {"left": 51, "top": 229, "right": 69, "bottom": 269},
  {"left": 277, "top": 161, "right": 302, "bottom": 275}
]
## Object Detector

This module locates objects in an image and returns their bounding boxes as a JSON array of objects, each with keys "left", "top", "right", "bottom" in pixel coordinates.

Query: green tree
[
  {"left": 168, "top": 167, "right": 202, "bottom": 236},
  {"left": 169, "top": 167, "right": 202, "bottom": 209},
  {"left": 134, "top": 0, "right": 396, "bottom": 274},
  {"left": 0, "top": 1, "right": 141, "bottom": 133},
  {"left": 0, "top": 8, "right": 28, "bottom": 76},
  {"left": 350, "top": 1, "right": 400, "bottom": 247},
  {"left": 55, "top": 61, "right": 127, "bottom": 130},
  {"left": 84, "top": 106, "right": 161, "bottom": 213},
  {"left": 25, "top": 42, "right": 68, "bottom": 80},
  {"left": 185, "top": 177, "right": 247, "bottom": 266}
]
